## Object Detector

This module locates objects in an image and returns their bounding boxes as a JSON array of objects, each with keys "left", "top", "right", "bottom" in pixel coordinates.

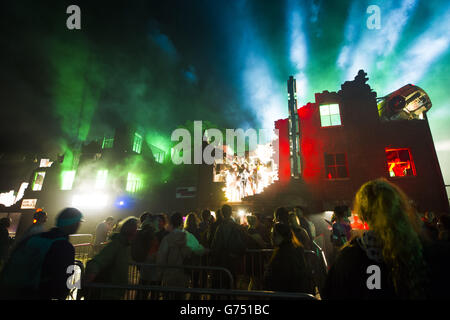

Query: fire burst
[{"left": 214, "top": 143, "right": 278, "bottom": 202}]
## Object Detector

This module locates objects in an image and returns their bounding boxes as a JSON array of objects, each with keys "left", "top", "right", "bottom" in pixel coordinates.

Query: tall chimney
[{"left": 287, "top": 76, "right": 301, "bottom": 178}]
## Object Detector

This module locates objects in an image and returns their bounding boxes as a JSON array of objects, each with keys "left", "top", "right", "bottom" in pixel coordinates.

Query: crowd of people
[{"left": 0, "top": 178, "right": 449, "bottom": 300}]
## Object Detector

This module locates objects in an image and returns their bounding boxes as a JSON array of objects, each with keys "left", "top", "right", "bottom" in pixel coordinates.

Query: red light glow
[{"left": 386, "top": 148, "right": 416, "bottom": 177}]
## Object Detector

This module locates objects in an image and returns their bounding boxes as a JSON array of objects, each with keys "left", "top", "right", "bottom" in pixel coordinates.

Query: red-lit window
[
  {"left": 386, "top": 148, "right": 416, "bottom": 177},
  {"left": 325, "top": 153, "right": 349, "bottom": 179}
]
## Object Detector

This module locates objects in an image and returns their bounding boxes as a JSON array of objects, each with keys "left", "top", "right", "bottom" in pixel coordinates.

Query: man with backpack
[
  {"left": 156, "top": 212, "right": 195, "bottom": 299},
  {"left": 210, "top": 204, "right": 247, "bottom": 289},
  {"left": 0, "top": 208, "right": 83, "bottom": 300}
]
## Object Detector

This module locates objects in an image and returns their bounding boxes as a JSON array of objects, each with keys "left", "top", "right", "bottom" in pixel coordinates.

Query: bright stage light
[
  {"left": 72, "top": 193, "right": 108, "bottom": 209},
  {"left": 114, "top": 195, "right": 135, "bottom": 209},
  {"left": 237, "top": 209, "right": 252, "bottom": 225}
]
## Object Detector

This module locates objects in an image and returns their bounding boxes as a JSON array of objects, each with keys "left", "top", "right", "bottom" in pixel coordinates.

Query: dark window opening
[{"left": 325, "top": 153, "right": 349, "bottom": 179}]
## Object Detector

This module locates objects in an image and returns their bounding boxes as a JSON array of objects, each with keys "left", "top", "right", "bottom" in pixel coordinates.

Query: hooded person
[
  {"left": 0, "top": 208, "right": 83, "bottom": 300},
  {"left": 132, "top": 214, "right": 159, "bottom": 265},
  {"left": 263, "top": 222, "right": 313, "bottom": 293},
  {"left": 156, "top": 212, "right": 194, "bottom": 293},
  {"left": 132, "top": 214, "right": 162, "bottom": 299},
  {"left": 210, "top": 205, "right": 247, "bottom": 289},
  {"left": 83, "top": 217, "right": 138, "bottom": 300}
]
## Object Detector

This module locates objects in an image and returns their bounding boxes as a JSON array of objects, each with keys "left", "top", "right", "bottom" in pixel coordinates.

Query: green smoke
[{"left": 46, "top": 31, "right": 105, "bottom": 150}]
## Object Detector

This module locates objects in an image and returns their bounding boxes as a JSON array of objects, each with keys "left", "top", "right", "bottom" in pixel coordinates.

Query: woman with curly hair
[{"left": 322, "top": 178, "right": 430, "bottom": 299}]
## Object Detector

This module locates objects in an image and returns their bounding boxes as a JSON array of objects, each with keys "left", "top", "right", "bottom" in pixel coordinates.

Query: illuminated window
[
  {"left": 133, "top": 133, "right": 143, "bottom": 154},
  {"left": 386, "top": 148, "right": 416, "bottom": 177},
  {"left": 96, "top": 170, "right": 108, "bottom": 189},
  {"left": 61, "top": 170, "right": 76, "bottom": 190},
  {"left": 32, "top": 172, "right": 46, "bottom": 191},
  {"left": 126, "top": 173, "right": 141, "bottom": 193},
  {"left": 40, "top": 159, "right": 53, "bottom": 167},
  {"left": 154, "top": 151, "right": 165, "bottom": 163},
  {"left": 325, "top": 153, "right": 349, "bottom": 179},
  {"left": 150, "top": 145, "right": 166, "bottom": 164},
  {"left": 320, "top": 104, "right": 342, "bottom": 127},
  {"left": 102, "top": 137, "right": 114, "bottom": 149}
]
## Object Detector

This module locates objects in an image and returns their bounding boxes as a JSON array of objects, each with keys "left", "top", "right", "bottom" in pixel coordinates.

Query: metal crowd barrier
[
  {"left": 72, "top": 241, "right": 110, "bottom": 265},
  {"left": 73, "top": 243, "right": 93, "bottom": 264},
  {"left": 312, "top": 241, "right": 328, "bottom": 271},
  {"left": 129, "top": 263, "right": 234, "bottom": 287},
  {"left": 70, "top": 234, "right": 94, "bottom": 244},
  {"left": 91, "top": 241, "right": 109, "bottom": 257},
  {"left": 194, "top": 248, "right": 327, "bottom": 292},
  {"left": 242, "top": 249, "right": 274, "bottom": 290},
  {"left": 78, "top": 263, "right": 235, "bottom": 300},
  {"left": 241, "top": 247, "right": 328, "bottom": 293},
  {"left": 305, "top": 243, "right": 328, "bottom": 293},
  {"left": 70, "top": 234, "right": 95, "bottom": 265},
  {"left": 69, "top": 246, "right": 328, "bottom": 299},
  {"left": 80, "top": 282, "right": 317, "bottom": 300}
]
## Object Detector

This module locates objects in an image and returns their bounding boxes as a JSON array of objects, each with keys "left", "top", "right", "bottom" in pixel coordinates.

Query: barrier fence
[
  {"left": 68, "top": 234, "right": 328, "bottom": 299},
  {"left": 128, "top": 263, "right": 234, "bottom": 288},
  {"left": 242, "top": 247, "right": 327, "bottom": 292},
  {"left": 71, "top": 260, "right": 321, "bottom": 300},
  {"left": 73, "top": 243, "right": 92, "bottom": 264},
  {"left": 242, "top": 249, "right": 273, "bottom": 290},
  {"left": 123, "top": 263, "right": 236, "bottom": 300},
  {"left": 80, "top": 282, "right": 317, "bottom": 300},
  {"left": 69, "top": 234, "right": 93, "bottom": 244},
  {"left": 73, "top": 240, "right": 108, "bottom": 264},
  {"left": 72, "top": 262, "right": 315, "bottom": 301}
]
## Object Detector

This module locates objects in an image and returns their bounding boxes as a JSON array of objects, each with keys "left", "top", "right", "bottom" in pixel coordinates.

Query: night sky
[{"left": 1, "top": 0, "right": 449, "bottom": 184}]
